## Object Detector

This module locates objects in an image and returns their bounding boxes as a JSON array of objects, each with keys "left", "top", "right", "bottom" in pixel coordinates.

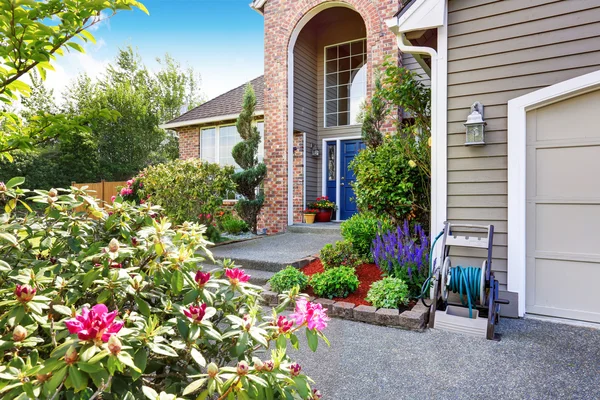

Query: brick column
[{"left": 177, "top": 126, "right": 200, "bottom": 159}]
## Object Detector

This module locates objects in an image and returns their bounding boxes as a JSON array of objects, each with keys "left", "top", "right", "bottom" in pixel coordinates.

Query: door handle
[{"left": 341, "top": 183, "right": 345, "bottom": 186}]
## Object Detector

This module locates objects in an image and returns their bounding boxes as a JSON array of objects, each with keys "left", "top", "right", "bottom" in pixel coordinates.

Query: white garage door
[{"left": 526, "top": 88, "right": 600, "bottom": 323}]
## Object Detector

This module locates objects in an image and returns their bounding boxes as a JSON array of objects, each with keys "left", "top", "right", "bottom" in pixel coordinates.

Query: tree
[
  {"left": 232, "top": 84, "right": 266, "bottom": 233},
  {"left": 0, "top": 0, "right": 148, "bottom": 160}
]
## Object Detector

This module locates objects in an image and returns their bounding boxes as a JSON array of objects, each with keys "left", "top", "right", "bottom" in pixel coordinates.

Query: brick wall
[
  {"left": 177, "top": 126, "right": 200, "bottom": 159},
  {"left": 262, "top": 0, "right": 402, "bottom": 234},
  {"left": 293, "top": 132, "right": 305, "bottom": 223}
]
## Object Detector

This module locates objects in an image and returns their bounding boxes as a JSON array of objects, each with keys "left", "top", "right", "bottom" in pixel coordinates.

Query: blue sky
[{"left": 48, "top": 0, "right": 265, "bottom": 101}]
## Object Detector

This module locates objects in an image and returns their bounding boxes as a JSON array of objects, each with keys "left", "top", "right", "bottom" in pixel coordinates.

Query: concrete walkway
[
  {"left": 290, "top": 317, "right": 600, "bottom": 400},
  {"left": 209, "top": 229, "right": 342, "bottom": 272}
]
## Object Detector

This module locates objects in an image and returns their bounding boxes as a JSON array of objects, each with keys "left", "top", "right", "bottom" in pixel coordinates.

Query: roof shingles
[{"left": 166, "top": 75, "right": 264, "bottom": 126}]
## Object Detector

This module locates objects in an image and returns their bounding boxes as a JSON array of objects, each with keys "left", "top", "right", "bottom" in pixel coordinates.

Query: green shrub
[
  {"left": 221, "top": 215, "right": 250, "bottom": 235},
  {"left": 341, "top": 212, "right": 393, "bottom": 260},
  {"left": 320, "top": 240, "right": 362, "bottom": 270},
  {"left": 366, "top": 277, "right": 409, "bottom": 309},
  {"left": 0, "top": 178, "right": 328, "bottom": 399},
  {"left": 268, "top": 266, "right": 309, "bottom": 293},
  {"left": 133, "top": 158, "right": 235, "bottom": 225},
  {"left": 310, "top": 266, "right": 359, "bottom": 299}
]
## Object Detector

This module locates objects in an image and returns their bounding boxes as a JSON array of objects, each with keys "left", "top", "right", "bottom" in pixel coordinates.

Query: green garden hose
[{"left": 448, "top": 266, "right": 482, "bottom": 318}]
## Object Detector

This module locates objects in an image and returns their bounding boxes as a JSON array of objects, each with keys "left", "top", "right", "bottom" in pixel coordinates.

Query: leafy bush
[
  {"left": 221, "top": 215, "right": 250, "bottom": 235},
  {"left": 320, "top": 240, "right": 362, "bottom": 270},
  {"left": 268, "top": 266, "right": 309, "bottom": 294},
  {"left": 0, "top": 178, "right": 329, "bottom": 399},
  {"left": 310, "top": 266, "right": 359, "bottom": 299},
  {"left": 366, "top": 277, "right": 409, "bottom": 309},
  {"left": 372, "top": 220, "right": 430, "bottom": 298},
  {"left": 132, "top": 158, "right": 235, "bottom": 225},
  {"left": 341, "top": 212, "right": 392, "bottom": 261}
]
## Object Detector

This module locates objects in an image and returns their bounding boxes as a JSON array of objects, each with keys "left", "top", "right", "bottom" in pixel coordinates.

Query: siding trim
[{"left": 507, "top": 69, "right": 600, "bottom": 317}]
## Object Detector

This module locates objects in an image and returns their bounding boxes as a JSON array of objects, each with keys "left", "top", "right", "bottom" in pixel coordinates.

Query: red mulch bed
[{"left": 300, "top": 259, "right": 382, "bottom": 306}]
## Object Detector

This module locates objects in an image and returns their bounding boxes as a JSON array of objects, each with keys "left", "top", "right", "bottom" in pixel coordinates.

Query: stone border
[{"left": 260, "top": 287, "right": 429, "bottom": 331}]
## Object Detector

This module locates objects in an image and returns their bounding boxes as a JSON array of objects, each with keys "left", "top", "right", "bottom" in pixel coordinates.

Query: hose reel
[{"left": 428, "top": 222, "right": 509, "bottom": 340}]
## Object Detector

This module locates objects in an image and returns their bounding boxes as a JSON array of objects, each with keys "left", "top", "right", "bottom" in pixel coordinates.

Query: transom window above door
[{"left": 325, "top": 38, "right": 367, "bottom": 128}]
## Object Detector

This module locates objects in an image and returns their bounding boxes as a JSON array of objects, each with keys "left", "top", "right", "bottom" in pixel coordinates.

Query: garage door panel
[
  {"left": 535, "top": 145, "right": 600, "bottom": 198},
  {"left": 535, "top": 89, "right": 600, "bottom": 142},
  {"left": 530, "top": 258, "right": 600, "bottom": 322},
  {"left": 536, "top": 204, "right": 600, "bottom": 255}
]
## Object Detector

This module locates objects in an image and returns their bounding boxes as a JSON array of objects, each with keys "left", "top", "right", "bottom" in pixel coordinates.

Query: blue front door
[{"left": 340, "top": 139, "right": 365, "bottom": 220}]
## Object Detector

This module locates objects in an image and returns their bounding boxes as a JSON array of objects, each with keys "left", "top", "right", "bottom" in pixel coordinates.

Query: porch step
[
  {"left": 287, "top": 222, "right": 342, "bottom": 234},
  {"left": 201, "top": 263, "right": 275, "bottom": 286}
]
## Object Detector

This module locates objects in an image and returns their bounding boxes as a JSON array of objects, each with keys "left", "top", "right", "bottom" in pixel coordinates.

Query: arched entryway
[{"left": 288, "top": 5, "right": 368, "bottom": 223}]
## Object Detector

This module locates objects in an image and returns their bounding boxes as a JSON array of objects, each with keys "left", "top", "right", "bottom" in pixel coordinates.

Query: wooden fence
[{"left": 72, "top": 180, "right": 127, "bottom": 206}]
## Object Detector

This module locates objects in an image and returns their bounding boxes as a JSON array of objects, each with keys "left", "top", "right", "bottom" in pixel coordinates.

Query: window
[
  {"left": 325, "top": 38, "right": 367, "bottom": 128},
  {"left": 200, "top": 128, "right": 216, "bottom": 163},
  {"left": 200, "top": 121, "right": 265, "bottom": 168}
]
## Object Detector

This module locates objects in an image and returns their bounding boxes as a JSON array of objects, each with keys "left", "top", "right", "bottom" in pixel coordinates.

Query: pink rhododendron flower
[
  {"left": 312, "top": 389, "right": 323, "bottom": 399},
  {"left": 275, "top": 315, "right": 294, "bottom": 334},
  {"left": 126, "top": 179, "right": 134, "bottom": 186},
  {"left": 15, "top": 284, "right": 36, "bottom": 303},
  {"left": 194, "top": 271, "right": 211, "bottom": 287},
  {"left": 289, "top": 362, "right": 301, "bottom": 377},
  {"left": 290, "top": 298, "right": 329, "bottom": 332},
  {"left": 110, "top": 195, "right": 116, "bottom": 203},
  {"left": 225, "top": 268, "right": 250, "bottom": 285},
  {"left": 65, "top": 304, "right": 123, "bottom": 342},
  {"left": 183, "top": 304, "right": 207, "bottom": 323}
]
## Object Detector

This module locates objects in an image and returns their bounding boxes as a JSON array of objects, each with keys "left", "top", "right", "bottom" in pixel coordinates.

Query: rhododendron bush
[{"left": 0, "top": 177, "right": 328, "bottom": 399}]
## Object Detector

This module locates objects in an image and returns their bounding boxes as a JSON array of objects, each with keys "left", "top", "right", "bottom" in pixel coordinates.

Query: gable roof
[{"left": 162, "top": 75, "right": 264, "bottom": 129}]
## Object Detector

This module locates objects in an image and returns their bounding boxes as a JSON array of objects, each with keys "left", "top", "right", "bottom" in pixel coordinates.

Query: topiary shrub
[
  {"left": 341, "top": 212, "right": 393, "bottom": 261},
  {"left": 310, "top": 266, "right": 359, "bottom": 299},
  {"left": 366, "top": 277, "right": 409, "bottom": 309},
  {"left": 0, "top": 178, "right": 329, "bottom": 399},
  {"left": 319, "top": 240, "right": 362, "bottom": 270},
  {"left": 268, "top": 266, "right": 309, "bottom": 294}
]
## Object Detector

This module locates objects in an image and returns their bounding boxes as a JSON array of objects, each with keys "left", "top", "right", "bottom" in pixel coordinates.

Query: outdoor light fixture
[
  {"left": 464, "top": 101, "right": 486, "bottom": 146},
  {"left": 309, "top": 143, "right": 321, "bottom": 158}
]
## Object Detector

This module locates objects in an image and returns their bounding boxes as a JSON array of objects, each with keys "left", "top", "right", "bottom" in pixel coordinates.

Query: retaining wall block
[
  {"left": 375, "top": 308, "right": 401, "bottom": 326},
  {"left": 399, "top": 310, "right": 426, "bottom": 331},
  {"left": 353, "top": 305, "right": 378, "bottom": 324},
  {"left": 331, "top": 301, "right": 355, "bottom": 319}
]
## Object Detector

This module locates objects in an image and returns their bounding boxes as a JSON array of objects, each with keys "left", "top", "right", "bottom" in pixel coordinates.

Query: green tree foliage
[
  {"left": 352, "top": 60, "right": 431, "bottom": 226},
  {"left": 0, "top": 0, "right": 148, "bottom": 160},
  {"left": 0, "top": 48, "right": 203, "bottom": 187},
  {"left": 232, "top": 84, "right": 266, "bottom": 233}
]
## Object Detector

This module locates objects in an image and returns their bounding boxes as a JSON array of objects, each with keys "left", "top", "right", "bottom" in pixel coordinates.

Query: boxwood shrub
[
  {"left": 310, "top": 266, "right": 359, "bottom": 299},
  {"left": 366, "top": 277, "right": 409, "bottom": 309},
  {"left": 319, "top": 240, "right": 362, "bottom": 270},
  {"left": 268, "top": 266, "right": 309, "bottom": 293}
]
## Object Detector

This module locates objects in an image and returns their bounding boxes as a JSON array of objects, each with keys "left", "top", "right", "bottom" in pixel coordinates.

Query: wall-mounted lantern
[
  {"left": 464, "top": 101, "right": 486, "bottom": 146},
  {"left": 309, "top": 143, "right": 321, "bottom": 158}
]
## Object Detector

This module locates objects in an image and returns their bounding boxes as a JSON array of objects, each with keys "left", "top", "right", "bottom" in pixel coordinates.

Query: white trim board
[
  {"left": 507, "top": 69, "right": 600, "bottom": 317},
  {"left": 287, "top": 2, "right": 356, "bottom": 226},
  {"left": 160, "top": 111, "right": 264, "bottom": 130},
  {"left": 320, "top": 135, "right": 362, "bottom": 221}
]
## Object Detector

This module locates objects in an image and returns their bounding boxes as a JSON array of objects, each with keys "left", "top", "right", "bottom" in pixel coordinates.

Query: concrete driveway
[{"left": 290, "top": 317, "right": 600, "bottom": 400}]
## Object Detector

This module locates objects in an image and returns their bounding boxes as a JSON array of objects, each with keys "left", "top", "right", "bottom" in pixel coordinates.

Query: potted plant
[
  {"left": 311, "top": 196, "right": 337, "bottom": 222},
  {"left": 303, "top": 208, "right": 318, "bottom": 224}
]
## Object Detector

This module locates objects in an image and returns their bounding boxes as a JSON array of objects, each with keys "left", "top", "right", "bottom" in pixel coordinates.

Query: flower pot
[
  {"left": 304, "top": 214, "right": 316, "bottom": 224},
  {"left": 316, "top": 209, "right": 333, "bottom": 222}
]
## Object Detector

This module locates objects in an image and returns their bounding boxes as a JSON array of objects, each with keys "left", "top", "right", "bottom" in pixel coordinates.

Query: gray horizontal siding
[{"left": 447, "top": 0, "right": 600, "bottom": 290}]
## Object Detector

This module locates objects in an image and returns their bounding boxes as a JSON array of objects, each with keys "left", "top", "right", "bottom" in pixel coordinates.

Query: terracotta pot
[
  {"left": 304, "top": 214, "right": 316, "bottom": 224},
  {"left": 316, "top": 209, "right": 333, "bottom": 222}
]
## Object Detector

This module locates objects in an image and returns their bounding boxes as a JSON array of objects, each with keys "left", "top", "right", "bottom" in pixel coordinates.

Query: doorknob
[{"left": 341, "top": 183, "right": 345, "bottom": 186}]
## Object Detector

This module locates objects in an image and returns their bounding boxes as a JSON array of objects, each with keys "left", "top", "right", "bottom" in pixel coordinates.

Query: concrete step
[
  {"left": 287, "top": 222, "right": 342, "bottom": 234},
  {"left": 201, "top": 263, "right": 275, "bottom": 286}
]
